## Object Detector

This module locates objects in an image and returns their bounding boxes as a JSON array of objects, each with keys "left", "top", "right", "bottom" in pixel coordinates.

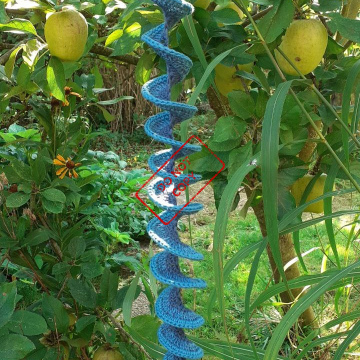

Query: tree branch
[{"left": 89, "top": 44, "right": 139, "bottom": 65}]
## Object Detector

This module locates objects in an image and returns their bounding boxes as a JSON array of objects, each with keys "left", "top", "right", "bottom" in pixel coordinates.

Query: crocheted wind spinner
[{"left": 141, "top": 0, "right": 206, "bottom": 359}]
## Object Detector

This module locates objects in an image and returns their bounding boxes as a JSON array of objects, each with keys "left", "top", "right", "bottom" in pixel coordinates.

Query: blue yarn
[{"left": 141, "top": 0, "right": 205, "bottom": 358}]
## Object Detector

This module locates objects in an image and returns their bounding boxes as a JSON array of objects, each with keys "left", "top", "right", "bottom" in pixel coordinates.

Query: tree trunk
[{"left": 248, "top": 187, "right": 318, "bottom": 328}]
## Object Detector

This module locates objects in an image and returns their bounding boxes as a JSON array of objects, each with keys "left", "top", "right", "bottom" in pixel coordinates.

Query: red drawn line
[{"left": 135, "top": 135, "right": 225, "bottom": 225}]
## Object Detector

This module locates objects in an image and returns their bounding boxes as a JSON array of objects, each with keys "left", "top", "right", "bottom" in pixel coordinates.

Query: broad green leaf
[
  {"left": 23, "top": 39, "right": 46, "bottom": 68},
  {"left": 41, "top": 188, "right": 66, "bottom": 203},
  {"left": 94, "top": 104, "right": 115, "bottom": 122},
  {"left": 211, "top": 8, "right": 241, "bottom": 25},
  {"left": 6, "top": 192, "right": 30, "bottom": 208},
  {"left": 41, "top": 199, "right": 64, "bottom": 214},
  {"left": 67, "top": 237, "right": 86, "bottom": 258},
  {"left": 213, "top": 116, "right": 247, "bottom": 142},
  {"left": 131, "top": 315, "right": 161, "bottom": 344},
  {"left": 0, "top": 334, "right": 35, "bottom": 360},
  {"left": 47, "top": 57, "right": 65, "bottom": 101},
  {"left": 68, "top": 278, "right": 97, "bottom": 308},
  {"left": 23, "top": 228, "right": 51, "bottom": 247},
  {"left": 228, "top": 91, "right": 255, "bottom": 119},
  {"left": 135, "top": 52, "right": 155, "bottom": 85},
  {"left": 8, "top": 310, "right": 47, "bottom": 336},
  {"left": 257, "top": 0, "right": 295, "bottom": 43},
  {"left": 328, "top": 13, "right": 360, "bottom": 43},
  {"left": 42, "top": 294, "right": 69, "bottom": 333},
  {"left": 0, "top": 19, "right": 37, "bottom": 35},
  {"left": 4, "top": 45, "right": 23, "bottom": 79},
  {"left": 0, "top": 282, "right": 17, "bottom": 329},
  {"left": 110, "top": 23, "right": 142, "bottom": 55},
  {"left": 227, "top": 142, "right": 252, "bottom": 179}
]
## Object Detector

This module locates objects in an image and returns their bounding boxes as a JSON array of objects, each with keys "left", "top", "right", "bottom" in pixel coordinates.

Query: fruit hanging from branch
[
  {"left": 275, "top": 19, "right": 328, "bottom": 76},
  {"left": 214, "top": 62, "right": 253, "bottom": 96},
  {"left": 93, "top": 346, "right": 124, "bottom": 360},
  {"left": 291, "top": 174, "right": 330, "bottom": 213},
  {"left": 44, "top": 8, "right": 88, "bottom": 62}
]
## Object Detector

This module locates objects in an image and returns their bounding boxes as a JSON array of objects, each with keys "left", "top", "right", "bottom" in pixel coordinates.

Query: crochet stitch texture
[{"left": 141, "top": 0, "right": 205, "bottom": 358}]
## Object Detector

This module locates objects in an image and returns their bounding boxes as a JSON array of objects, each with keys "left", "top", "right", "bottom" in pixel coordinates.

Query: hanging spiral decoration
[{"left": 141, "top": 0, "right": 206, "bottom": 359}]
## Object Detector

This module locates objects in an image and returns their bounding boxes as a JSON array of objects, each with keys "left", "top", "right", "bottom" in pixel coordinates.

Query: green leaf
[
  {"left": 94, "top": 104, "right": 115, "bottom": 122},
  {"left": 8, "top": 310, "right": 48, "bottom": 336},
  {"left": 23, "top": 39, "right": 46, "bottom": 69},
  {"left": 100, "top": 268, "right": 119, "bottom": 305},
  {"left": 0, "top": 334, "right": 35, "bottom": 360},
  {"left": 228, "top": 91, "right": 255, "bottom": 120},
  {"left": 328, "top": 13, "right": 360, "bottom": 43},
  {"left": 32, "top": 155, "right": 46, "bottom": 186},
  {"left": 136, "top": 52, "right": 155, "bottom": 85},
  {"left": 211, "top": 8, "right": 241, "bottom": 25},
  {"left": 41, "top": 199, "right": 64, "bottom": 214},
  {"left": 261, "top": 81, "right": 293, "bottom": 289},
  {"left": 42, "top": 294, "right": 69, "bottom": 333},
  {"left": 11, "top": 159, "right": 31, "bottom": 182},
  {"left": 97, "top": 96, "right": 133, "bottom": 105},
  {"left": 41, "top": 188, "right": 66, "bottom": 203},
  {"left": 227, "top": 142, "right": 253, "bottom": 179},
  {"left": 23, "top": 228, "right": 51, "bottom": 247},
  {"left": 110, "top": 23, "right": 142, "bottom": 55},
  {"left": 313, "top": 0, "right": 342, "bottom": 12},
  {"left": 0, "top": 19, "right": 37, "bottom": 35},
  {"left": 47, "top": 57, "right": 65, "bottom": 101},
  {"left": 257, "top": 0, "right": 295, "bottom": 43},
  {"left": 131, "top": 315, "right": 161, "bottom": 343},
  {"left": 6, "top": 192, "right": 30, "bottom": 208},
  {"left": 67, "top": 237, "right": 86, "bottom": 258},
  {"left": 68, "top": 278, "right": 97, "bottom": 308},
  {"left": 4, "top": 46, "right": 23, "bottom": 79},
  {"left": 215, "top": 116, "right": 247, "bottom": 141},
  {"left": 123, "top": 271, "right": 141, "bottom": 326},
  {"left": 0, "top": 282, "right": 17, "bottom": 329}
]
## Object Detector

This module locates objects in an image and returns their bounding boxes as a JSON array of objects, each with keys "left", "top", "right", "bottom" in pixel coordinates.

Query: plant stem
[{"left": 234, "top": 0, "right": 360, "bottom": 194}]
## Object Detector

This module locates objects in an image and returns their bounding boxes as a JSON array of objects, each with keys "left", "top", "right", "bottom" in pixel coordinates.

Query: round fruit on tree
[
  {"left": 214, "top": 63, "right": 253, "bottom": 96},
  {"left": 93, "top": 346, "right": 124, "bottom": 360},
  {"left": 291, "top": 174, "right": 331, "bottom": 213},
  {"left": 214, "top": 2, "right": 243, "bottom": 26},
  {"left": 275, "top": 19, "right": 328, "bottom": 76},
  {"left": 44, "top": 8, "right": 88, "bottom": 62}
]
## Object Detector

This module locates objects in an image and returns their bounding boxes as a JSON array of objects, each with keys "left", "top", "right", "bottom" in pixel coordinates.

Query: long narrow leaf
[
  {"left": 264, "top": 260, "right": 360, "bottom": 359},
  {"left": 261, "top": 81, "right": 293, "bottom": 289}
]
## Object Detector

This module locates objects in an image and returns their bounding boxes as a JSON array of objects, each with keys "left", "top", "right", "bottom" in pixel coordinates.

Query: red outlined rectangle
[{"left": 135, "top": 135, "right": 225, "bottom": 225}]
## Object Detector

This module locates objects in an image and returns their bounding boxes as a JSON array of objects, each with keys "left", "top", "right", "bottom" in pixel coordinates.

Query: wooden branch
[
  {"left": 242, "top": 6, "right": 273, "bottom": 28},
  {"left": 90, "top": 44, "right": 139, "bottom": 65}
]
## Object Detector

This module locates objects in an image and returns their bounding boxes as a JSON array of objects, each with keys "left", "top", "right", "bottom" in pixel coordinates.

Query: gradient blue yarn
[{"left": 141, "top": 0, "right": 205, "bottom": 359}]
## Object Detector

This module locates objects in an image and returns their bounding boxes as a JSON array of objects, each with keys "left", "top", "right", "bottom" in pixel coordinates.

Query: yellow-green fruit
[
  {"left": 214, "top": 2, "right": 243, "bottom": 26},
  {"left": 68, "top": 313, "right": 77, "bottom": 327},
  {"left": 291, "top": 174, "right": 329, "bottom": 213},
  {"left": 214, "top": 63, "right": 252, "bottom": 96},
  {"left": 44, "top": 9, "right": 88, "bottom": 62},
  {"left": 93, "top": 346, "right": 124, "bottom": 360},
  {"left": 275, "top": 19, "right": 328, "bottom": 76},
  {"left": 193, "top": 0, "right": 211, "bottom": 9}
]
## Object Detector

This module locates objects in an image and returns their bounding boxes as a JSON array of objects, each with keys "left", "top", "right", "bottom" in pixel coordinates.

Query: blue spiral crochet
[{"left": 141, "top": 0, "right": 206, "bottom": 359}]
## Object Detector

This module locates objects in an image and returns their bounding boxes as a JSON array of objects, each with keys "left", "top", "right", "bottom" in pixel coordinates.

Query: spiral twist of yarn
[{"left": 141, "top": 0, "right": 206, "bottom": 359}]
